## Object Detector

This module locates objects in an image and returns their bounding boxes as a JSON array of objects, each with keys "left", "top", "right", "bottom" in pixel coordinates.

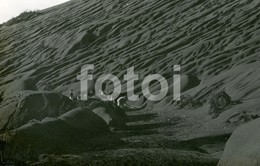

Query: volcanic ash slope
[{"left": 0, "top": 0, "right": 260, "bottom": 165}]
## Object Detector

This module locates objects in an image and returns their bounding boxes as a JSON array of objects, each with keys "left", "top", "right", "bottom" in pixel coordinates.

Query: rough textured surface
[
  {"left": 31, "top": 149, "right": 219, "bottom": 166},
  {"left": 0, "top": 91, "right": 76, "bottom": 131},
  {"left": 218, "top": 118, "right": 260, "bottom": 166},
  {"left": 1, "top": 108, "right": 113, "bottom": 161},
  {"left": 0, "top": 0, "right": 260, "bottom": 165},
  {"left": 0, "top": 0, "right": 260, "bottom": 99}
]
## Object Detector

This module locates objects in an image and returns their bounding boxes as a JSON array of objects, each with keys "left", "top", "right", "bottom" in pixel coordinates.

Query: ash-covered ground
[{"left": 0, "top": 0, "right": 260, "bottom": 165}]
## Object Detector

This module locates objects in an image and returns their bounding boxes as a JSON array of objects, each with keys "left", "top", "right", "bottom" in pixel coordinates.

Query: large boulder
[
  {"left": 0, "top": 91, "right": 76, "bottom": 131},
  {"left": 81, "top": 99, "right": 127, "bottom": 130},
  {"left": 218, "top": 118, "right": 260, "bottom": 166},
  {"left": 1, "top": 107, "right": 112, "bottom": 161}
]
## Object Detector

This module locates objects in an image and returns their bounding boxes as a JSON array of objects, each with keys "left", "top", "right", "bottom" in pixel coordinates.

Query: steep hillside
[{"left": 0, "top": 0, "right": 260, "bottom": 165}]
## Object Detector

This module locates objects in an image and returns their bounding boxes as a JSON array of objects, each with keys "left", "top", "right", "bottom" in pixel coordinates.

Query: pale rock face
[{"left": 218, "top": 118, "right": 260, "bottom": 166}]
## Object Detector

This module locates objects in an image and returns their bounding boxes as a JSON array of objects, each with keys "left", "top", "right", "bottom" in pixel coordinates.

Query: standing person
[
  {"left": 76, "top": 92, "right": 82, "bottom": 107},
  {"left": 69, "top": 89, "right": 74, "bottom": 100}
]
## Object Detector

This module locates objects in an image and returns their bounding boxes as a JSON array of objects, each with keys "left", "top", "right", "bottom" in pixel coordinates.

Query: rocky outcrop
[
  {"left": 1, "top": 107, "right": 113, "bottom": 161},
  {"left": 218, "top": 118, "right": 260, "bottom": 166},
  {"left": 0, "top": 91, "right": 76, "bottom": 131},
  {"left": 0, "top": 97, "right": 130, "bottom": 161}
]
